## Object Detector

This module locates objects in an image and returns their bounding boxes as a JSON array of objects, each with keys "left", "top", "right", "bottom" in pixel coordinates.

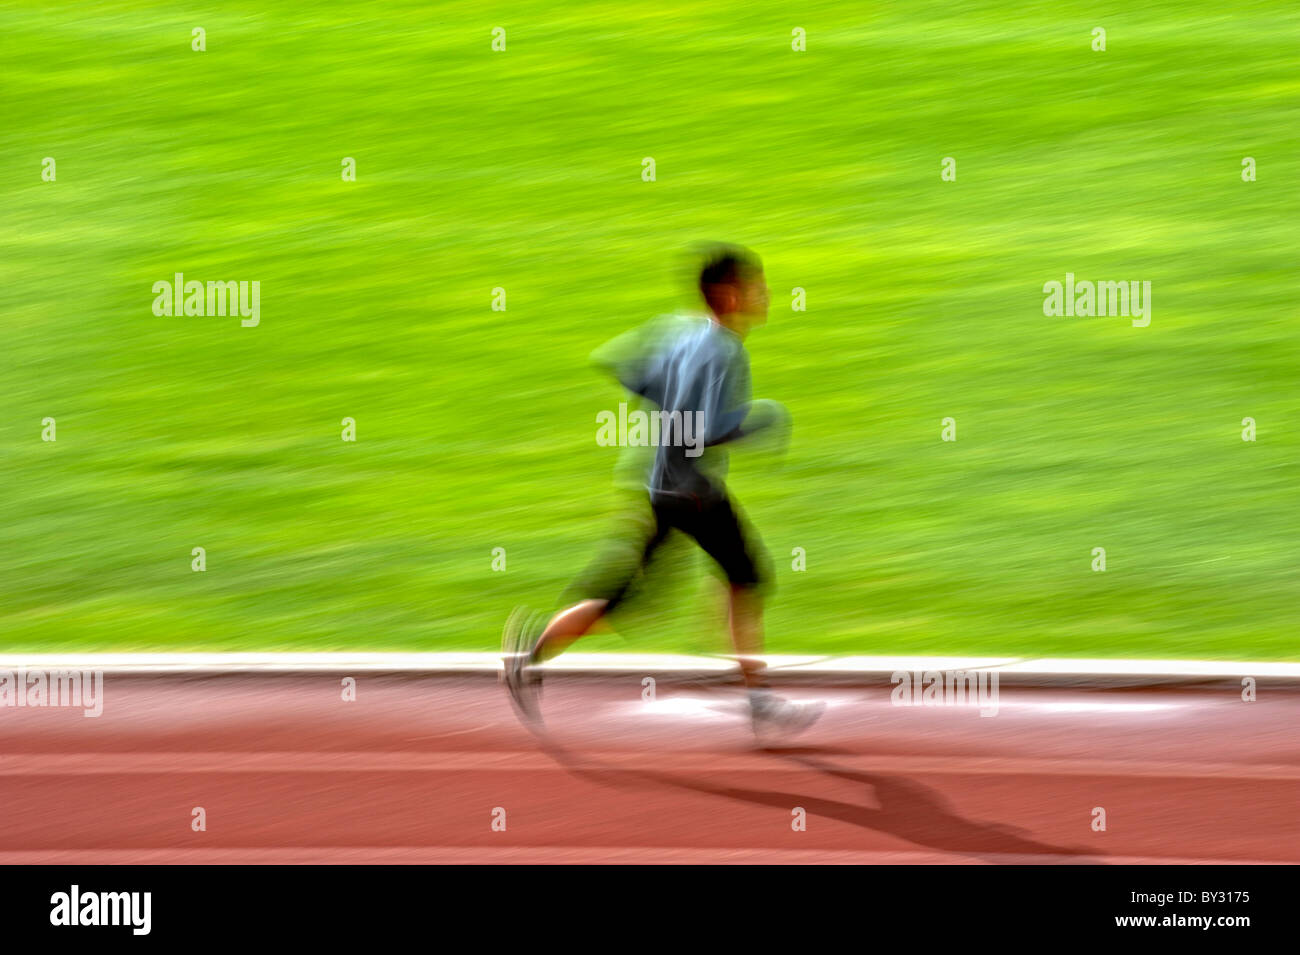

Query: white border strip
[{"left": 0, "top": 652, "right": 1297, "bottom": 682}]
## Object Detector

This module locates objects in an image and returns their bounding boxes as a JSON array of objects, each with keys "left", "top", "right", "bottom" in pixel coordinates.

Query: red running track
[{"left": 0, "top": 674, "right": 1296, "bottom": 864}]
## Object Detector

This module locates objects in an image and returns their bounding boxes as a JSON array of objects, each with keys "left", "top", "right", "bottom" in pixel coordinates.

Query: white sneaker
[
  {"left": 501, "top": 607, "right": 544, "bottom": 725},
  {"left": 750, "top": 692, "right": 825, "bottom": 739}
]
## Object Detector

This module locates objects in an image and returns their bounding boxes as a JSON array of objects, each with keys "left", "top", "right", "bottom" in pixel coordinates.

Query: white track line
[
  {"left": 0, "top": 652, "right": 1296, "bottom": 683},
  {"left": 2, "top": 750, "right": 1296, "bottom": 781},
  {"left": 0, "top": 848, "right": 1277, "bottom": 865}
]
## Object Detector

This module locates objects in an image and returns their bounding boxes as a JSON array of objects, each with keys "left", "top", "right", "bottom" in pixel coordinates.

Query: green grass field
[{"left": 2, "top": 2, "right": 1297, "bottom": 658}]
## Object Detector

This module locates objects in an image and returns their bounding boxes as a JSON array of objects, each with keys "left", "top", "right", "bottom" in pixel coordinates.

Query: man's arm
[
  {"left": 704, "top": 399, "right": 790, "bottom": 447},
  {"left": 589, "top": 314, "right": 686, "bottom": 402}
]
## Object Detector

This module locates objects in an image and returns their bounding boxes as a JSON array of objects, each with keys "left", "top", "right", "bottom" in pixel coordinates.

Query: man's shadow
[{"left": 539, "top": 739, "right": 1103, "bottom": 864}]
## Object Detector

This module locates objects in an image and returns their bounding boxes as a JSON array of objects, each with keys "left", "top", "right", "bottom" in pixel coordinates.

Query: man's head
[{"left": 698, "top": 244, "right": 768, "bottom": 334}]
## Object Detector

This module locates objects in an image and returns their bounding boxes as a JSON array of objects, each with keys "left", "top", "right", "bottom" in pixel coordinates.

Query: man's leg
[
  {"left": 727, "top": 584, "right": 767, "bottom": 689},
  {"left": 689, "top": 495, "right": 824, "bottom": 735},
  {"left": 529, "top": 504, "right": 669, "bottom": 664},
  {"left": 686, "top": 495, "right": 771, "bottom": 688},
  {"left": 504, "top": 599, "right": 610, "bottom": 724},
  {"left": 530, "top": 598, "right": 609, "bottom": 663}
]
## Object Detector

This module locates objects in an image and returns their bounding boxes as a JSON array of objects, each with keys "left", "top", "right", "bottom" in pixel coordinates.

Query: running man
[{"left": 503, "top": 244, "right": 824, "bottom": 737}]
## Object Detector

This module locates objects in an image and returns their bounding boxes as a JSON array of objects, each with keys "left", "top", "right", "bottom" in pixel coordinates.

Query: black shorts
[{"left": 571, "top": 491, "right": 771, "bottom": 612}]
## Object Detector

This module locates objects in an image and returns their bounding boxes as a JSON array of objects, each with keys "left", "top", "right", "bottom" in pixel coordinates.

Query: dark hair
[{"left": 697, "top": 243, "right": 763, "bottom": 301}]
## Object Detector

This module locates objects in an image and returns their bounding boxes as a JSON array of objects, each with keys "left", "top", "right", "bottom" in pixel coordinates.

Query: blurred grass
[{"left": 1, "top": 2, "right": 1297, "bottom": 657}]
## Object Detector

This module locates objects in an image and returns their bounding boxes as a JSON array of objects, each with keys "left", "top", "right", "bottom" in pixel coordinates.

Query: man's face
[{"left": 739, "top": 271, "right": 769, "bottom": 324}]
